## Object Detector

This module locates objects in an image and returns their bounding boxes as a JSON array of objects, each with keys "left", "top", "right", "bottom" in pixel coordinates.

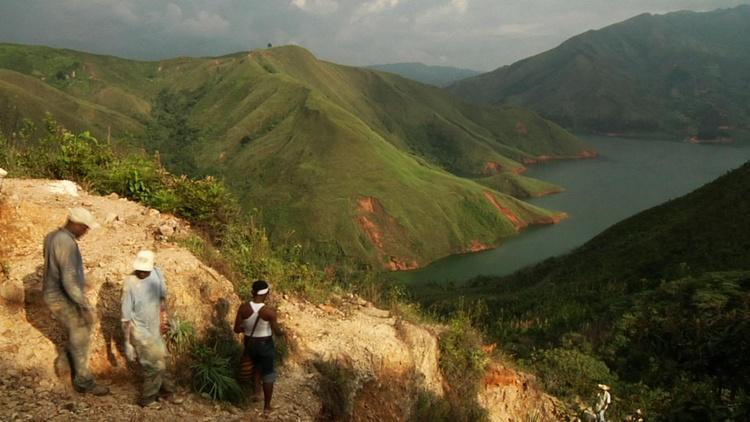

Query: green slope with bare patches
[{"left": 0, "top": 43, "right": 591, "bottom": 268}]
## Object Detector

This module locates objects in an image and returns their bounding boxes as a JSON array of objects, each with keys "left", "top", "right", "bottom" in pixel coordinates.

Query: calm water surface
[{"left": 398, "top": 136, "right": 750, "bottom": 285}]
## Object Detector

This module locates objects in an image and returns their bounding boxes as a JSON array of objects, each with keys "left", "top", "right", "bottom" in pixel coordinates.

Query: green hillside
[
  {"left": 449, "top": 6, "right": 750, "bottom": 142},
  {"left": 0, "top": 43, "right": 592, "bottom": 268},
  {"left": 367, "top": 62, "right": 481, "bottom": 87},
  {"left": 426, "top": 161, "right": 750, "bottom": 418}
]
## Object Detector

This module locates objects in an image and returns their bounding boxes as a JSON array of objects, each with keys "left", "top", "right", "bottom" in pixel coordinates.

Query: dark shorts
[{"left": 244, "top": 336, "right": 276, "bottom": 383}]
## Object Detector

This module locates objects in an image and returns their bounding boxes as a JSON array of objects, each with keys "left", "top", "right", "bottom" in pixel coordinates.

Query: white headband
[{"left": 256, "top": 287, "right": 269, "bottom": 295}]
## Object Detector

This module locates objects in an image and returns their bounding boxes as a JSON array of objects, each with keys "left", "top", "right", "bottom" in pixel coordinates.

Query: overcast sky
[{"left": 0, "top": 0, "right": 746, "bottom": 71}]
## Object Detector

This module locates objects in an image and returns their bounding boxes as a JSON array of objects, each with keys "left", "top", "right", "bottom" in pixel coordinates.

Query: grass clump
[
  {"left": 191, "top": 343, "right": 244, "bottom": 402},
  {"left": 313, "top": 359, "right": 357, "bottom": 421},
  {"left": 434, "top": 310, "right": 489, "bottom": 422}
]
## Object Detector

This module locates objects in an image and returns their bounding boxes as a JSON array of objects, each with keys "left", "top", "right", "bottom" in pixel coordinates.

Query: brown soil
[
  {"left": 0, "top": 179, "right": 562, "bottom": 421},
  {"left": 355, "top": 196, "right": 418, "bottom": 271}
]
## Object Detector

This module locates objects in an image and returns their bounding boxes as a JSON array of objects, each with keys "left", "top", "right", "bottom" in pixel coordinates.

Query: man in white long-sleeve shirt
[
  {"left": 595, "top": 384, "right": 612, "bottom": 421},
  {"left": 43, "top": 208, "right": 109, "bottom": 396},
  {"left": 121, "top": 250, "right": 175, "bottom": 406}
]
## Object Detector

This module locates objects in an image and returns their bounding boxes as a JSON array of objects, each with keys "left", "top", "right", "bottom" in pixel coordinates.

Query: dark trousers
[{"left": 46, "top": 298, "right": 95, "bottom": 391}]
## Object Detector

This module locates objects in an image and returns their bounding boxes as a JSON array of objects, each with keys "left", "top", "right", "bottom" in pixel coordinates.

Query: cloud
[
  {"left": 452, "top": 0, "right": 468, "bottom": 13},
  {"left": 361, "top": 0, "right": 399, "bottom": 14},
  {"left": 1, "top": 0, "right": 747, "bottom": 70},
  {"left": 290, "top": 0, "right": 339, "bottom": 14},
  {"left": 163, "top": 3, "right": 230, "bottom": 35}
]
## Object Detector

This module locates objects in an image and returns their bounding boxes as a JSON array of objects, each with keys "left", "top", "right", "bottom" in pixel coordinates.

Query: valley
[{"left": 400, "top": 135, "right": 750, "bottom": 285}]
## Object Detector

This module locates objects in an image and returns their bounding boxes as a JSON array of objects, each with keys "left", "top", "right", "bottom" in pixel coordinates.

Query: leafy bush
[
  {"left": 436, "top": 314, "right": 489, "bottom": 422},
  {"left": 525, "top": 347, "right": 616, "bottom": 400},
  {"left": 168, "top": 175, "right": 240, "bottom": 242}
]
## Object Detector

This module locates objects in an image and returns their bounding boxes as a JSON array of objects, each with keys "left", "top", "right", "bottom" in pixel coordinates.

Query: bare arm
[
  {"left": 260, "top": 306, "right": 284, "bottom": 337},
  {"left": 233, "top": 303, "right": 253, "bottom": 334}
]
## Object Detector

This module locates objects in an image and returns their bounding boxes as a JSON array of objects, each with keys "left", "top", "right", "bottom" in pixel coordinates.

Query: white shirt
[{"left": 242, "top": 302, "right": 272, "bottom": 337}]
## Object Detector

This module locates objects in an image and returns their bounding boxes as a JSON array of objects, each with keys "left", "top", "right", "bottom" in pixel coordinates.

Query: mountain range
[
  {"left": 367, "top": 62, "right": 481, "bottom": 87},
  {"left": 449, "top": 5, "right": 750, "bottom": 142},
  {"left": 0, "top": 43, "right": 592, "bottom": 269}
]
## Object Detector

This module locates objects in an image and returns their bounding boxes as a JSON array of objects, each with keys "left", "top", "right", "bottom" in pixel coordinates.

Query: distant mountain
[
  {"left": 449, "top": 6, "right": 750, "bottom": 142},
  {"left": 0, "top": 43, "right": 593, "bottom": 269},
  {"left": 368, "top": 62, "right": 481, "bottom": 86}
]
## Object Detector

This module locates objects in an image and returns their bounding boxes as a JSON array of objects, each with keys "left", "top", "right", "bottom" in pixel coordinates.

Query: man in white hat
[
  {"left": 595, "top": 384, "right": 612, "bottom": 421},
  {"left": 42, "top": 207, "right": 109, "bottom": 395},
  {"left": 121, "top": 250, "right": 175, "bottom": 406}
]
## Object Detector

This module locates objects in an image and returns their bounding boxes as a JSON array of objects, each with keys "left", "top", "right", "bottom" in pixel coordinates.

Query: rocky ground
[{"left": 0, "top": 178, "right": 562, "bottom": 421}]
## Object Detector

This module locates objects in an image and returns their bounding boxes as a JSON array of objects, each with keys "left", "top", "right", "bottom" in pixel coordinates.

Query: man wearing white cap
[
  {"left": 595, "top": 384, "right": 612, "bottom": 421},
  {"left": 121, "top": 250, "right": 174, "bottom": 406},
  {"left": 42, "top": 207, "right": 109, "bottom": 395}
]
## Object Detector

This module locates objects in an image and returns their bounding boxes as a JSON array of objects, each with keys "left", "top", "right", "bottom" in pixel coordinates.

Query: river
[{"left": 397, "top": 135, "right": 750, "bottom": 286}]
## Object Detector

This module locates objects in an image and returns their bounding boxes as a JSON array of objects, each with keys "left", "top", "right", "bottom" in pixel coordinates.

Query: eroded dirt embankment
[{"left": 0, "top": 179, "right": 562, "bottom": 421}]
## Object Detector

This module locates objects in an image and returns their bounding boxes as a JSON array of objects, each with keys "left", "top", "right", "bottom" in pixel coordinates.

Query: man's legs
[
  {"left": 47, "top": 300, "right": 95, "bottom": 392},
  {"left": 133, "top": 334, "right": 168, "bottom": 404},
  {"left": 257, "top": 340, "right": 276, "bottom": 414},
  {"left": 262, "top": 381, "right": 274, "bottom": 413}
]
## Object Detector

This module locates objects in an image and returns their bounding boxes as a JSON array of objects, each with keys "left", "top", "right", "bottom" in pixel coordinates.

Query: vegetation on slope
[
  {"left": 423, "top": 161, "right": 750, "bottom": 418},
  {"left": 449, "top": 6, "right": 750, "bottom": 142},
  {"left": 0, "top": 43, "right": 591, "bottom": 269},
  {"left": 1, "top": 118, "right": 495, "bottom": 418}
]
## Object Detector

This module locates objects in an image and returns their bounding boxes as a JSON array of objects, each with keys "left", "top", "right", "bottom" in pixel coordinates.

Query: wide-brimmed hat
[
  {"left": 68, "top": 207, "right": 100, "bottom": 229},
  {"left": 597, "top": 384, "right": 610, "bottom": 391},
  {"left": 133, "top": 250, "right": 155, "bottom": 272}
]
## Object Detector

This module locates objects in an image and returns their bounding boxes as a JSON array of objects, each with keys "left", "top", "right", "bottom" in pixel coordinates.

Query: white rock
[
  {"left": 46, "top": 181, "right": 79, "bottom": 197},
  {"left": 158, "top": 224, "right": 175, "bottom": 237}
]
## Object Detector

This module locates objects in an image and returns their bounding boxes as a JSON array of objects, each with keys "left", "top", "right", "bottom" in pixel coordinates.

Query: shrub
[
  {"left": 169, "top": 175, "right": 240, "bottom": 242},
  {"left": 525, "top": 347, "right": 616, "bottom": 400},
  {"left": 191, "top": 344, "right": 244, "bottom": 402},
  {"left": 166, "top": 318, "right": 197, "bottom": 355},
  {"left": 314, "top": 359, "right": 356, "bottom": 421},
  {"left": 436, "top": 314, "right": 489, "bottom": 422}
]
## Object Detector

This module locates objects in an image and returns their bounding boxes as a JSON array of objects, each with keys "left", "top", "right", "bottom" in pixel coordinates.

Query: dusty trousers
[
  {"left": 131, "top": 329, "right": 174, "bottom": 399},
  {"left": 46, "top": 298, "right": 95, "bottom": 391}
]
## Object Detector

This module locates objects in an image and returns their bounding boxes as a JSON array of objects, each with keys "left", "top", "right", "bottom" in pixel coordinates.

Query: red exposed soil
[
  {"left": 483, "top": 162, "right": 527, "bottom": 175},
  {"left": 483, "top": 161, "right": 503, "bottom": 174},
  {"left": 521, "top": 150, "right": 598, "bottom": 165},
  {"left": 533, "top": 213, "right": 568, "bottom": 225},
  {"left": 687, "top": 136, "right": 734, "bottom": 144},
  {"left": 483, "top": 192, "right": 526, "bottom": 232},
  {"left": 357, "top": 215, "right": 384, "bottom": 249},
  {"left": 467, "top": 240, "right": 492, "bottom": 252},
  {"left": 387, "top": 257, "right": 419, "bottom": 271},
  {"left": 355, "top": 196, "right": 418, "bottom": 271},
  {"left": 515, "top": 121, "right": 529, "bottom": 135},
  {"left": 357, "top": 196, "right": 377, "bottom": 214},
  {"left": 484, "top": 366, "right": 522, "bottom": 388}
]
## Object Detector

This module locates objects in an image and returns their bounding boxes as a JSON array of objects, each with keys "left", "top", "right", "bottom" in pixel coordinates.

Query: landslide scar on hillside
[
  {"left": 355, "top": 197, "right": 418, "bottom": 271},
  {"left": 483, "top": 192, "right": 526, "bottom": 232},
  {"left": 483, "top": 192, "right": 567, "bottom": 232}
]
